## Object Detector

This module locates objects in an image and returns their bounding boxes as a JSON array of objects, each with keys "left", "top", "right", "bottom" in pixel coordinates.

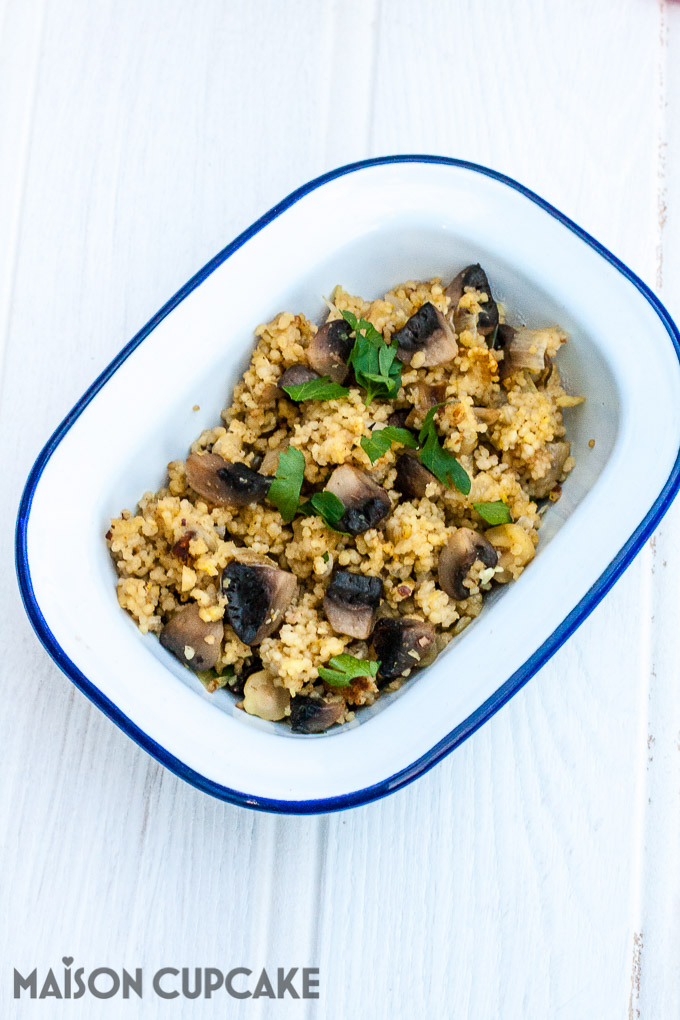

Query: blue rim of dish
[{"left": 15, "top": 154, "right": 680, "bottom": 814}]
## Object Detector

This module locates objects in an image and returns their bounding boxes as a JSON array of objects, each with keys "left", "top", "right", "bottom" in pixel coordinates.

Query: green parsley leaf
[
  {"left": 417, "top": 405, "right": 471, "bottom": 494},
  {"left": 266, "top": 446, "right": 305, "bottom": 523},
  {"left": 322, "top": 551, "right": 329, "bottom": 563},
  {"left": 318, "top": 654, "right": 380, "bottom": 687},
  {"left": 341, "top": 309, "right": 402, "bottom": 405},
  {"left": 473, "top": 500, "right": 512, "bottom": 525},
  {"left": 298, "top": 490, "right": 347, "bottom": 530},
  {"left": 360, "top": 425, "right": 418, "bottom": 464},
  {"left": 281, "top": 375, "right": 349, "bottom": 402}
]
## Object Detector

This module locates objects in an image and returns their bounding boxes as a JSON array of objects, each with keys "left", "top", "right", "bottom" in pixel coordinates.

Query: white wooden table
[{"left": 2, "top": 2, "right": 680, "bottom": 1017}]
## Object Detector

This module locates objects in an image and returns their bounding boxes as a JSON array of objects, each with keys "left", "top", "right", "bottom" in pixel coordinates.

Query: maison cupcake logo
[{"left": 13, "top": 961, "right": 320, "bottom": 1000}]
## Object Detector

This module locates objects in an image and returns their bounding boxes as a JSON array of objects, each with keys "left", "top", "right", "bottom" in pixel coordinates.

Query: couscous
[{"left": 107, "top": 264, "right": 582, "bottom": 732}]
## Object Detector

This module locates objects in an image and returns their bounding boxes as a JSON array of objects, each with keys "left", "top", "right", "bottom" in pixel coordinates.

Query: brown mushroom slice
[
  {"left": 221, "top": 558, "right": 297, "bottom": 645},
  {"left": 394, "top": 452, "right": 441, "bottom": 499},
  {"left": 497, "top": 326, "right": 566, "bottom": 378},
  {"left": 289, "top": 694, "right": 345, "bottom": 734},
  {"left": 445, "top": 263, "right": 499, "bottom": 337},
  {"left": 525, "top": 441, "right": 571, "bottom": 498},
  {"left": 159, "top": 603, "right": 224, "bottom": 672},
  {"left": 370, "top": 617, "right": 436, "bottom": 683},
  {"left": 438, "top": 527, "right": 499, "bottom": 601},
  {"left": 323, "top": 571, "right": 384, "bottom": 640},
  {"left": 392, "top": 302, "right": 458, "bottom": 367},
  {"left": 387, "top": 408, "right": 411, "bottom": 429},
  {"left": 307, "top": 319, "right": 354, "bottom": 383},
  {"left": 413, "top": 381, "right": 447, "bottom": 412},
  {"left": 185, "top": 452, "right": 271, "bottom": 507},
  {"left": 278, "top": 365, "right": 321, "bottom": 396},
  {"left": 325, "top": 464, "right": 391, "bottom": 535}
]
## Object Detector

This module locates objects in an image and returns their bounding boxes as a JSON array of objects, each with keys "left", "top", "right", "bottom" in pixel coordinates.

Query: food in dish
[{"left": 107, "top": 264, "right": 583, "bottom": 732}]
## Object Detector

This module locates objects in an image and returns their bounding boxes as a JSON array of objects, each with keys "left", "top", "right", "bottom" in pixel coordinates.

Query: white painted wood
[{"left": 0, "top": 1, "right": 677, "bottom": 1017}]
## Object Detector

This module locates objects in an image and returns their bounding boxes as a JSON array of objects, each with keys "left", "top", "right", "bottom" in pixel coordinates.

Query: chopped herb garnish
[
  {"left": 473, "top": 500, "right": 512, "bottom": 525},
  {"left": 360, "top": 425, "right": 418, "bottom": 464},
  {"left": 267, "top": 446, "right": 305, "bottom": 523},
  {"left": 341, "top": 309, "right": 402, "bottom": 405},
  {"left": 299, "top": 490, "right": 347, "bottom": 530},
  {"left": 318, "top": 654, "right": 380, "bottom": 687},
  {"left": 281, "top": 375, "right": 349, "bottom": 402},
  {"left": 322, "top": 551, "right": 329, "bottom": 563},
  {"left": 417, "top": 405, "right": 471, "bottom": 494}
]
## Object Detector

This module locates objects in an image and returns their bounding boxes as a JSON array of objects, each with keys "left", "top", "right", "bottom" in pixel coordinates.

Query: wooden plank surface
[{"left": 1, "top": 1, "right": 678, "bottom": 1017}]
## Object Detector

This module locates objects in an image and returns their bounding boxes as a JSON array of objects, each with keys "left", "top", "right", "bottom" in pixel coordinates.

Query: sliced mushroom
[
  {"left": 445, "top": 263, "right": 499, "bottom": 337},
  {"left": 242, "top": 670, "right": 290, "bottom": 721},
  {"left": 498, "top": 326, "right": 564, "bottom": 377},
  {"left": 323, "top": 571, "right": 384, "bottom": 639},
  {"left": 289, "top": 693, "right": 345, "bottom": 734},
  {"left": 185, "top": 452, "right": 271, "bottom": 507},
  {"left": 392, "top": 302, "right": 458, "bottom": 367},
  {"left": 325, "top": 464, "right": 391, "bottom": 535},
  {"left": 438, "top": 527, "right": 499, "bottom": 601},
  {"left": 221, "top": 557, "right": 298, "bottom": 645},
  {"left": 394, "top": 452, "right": 441, "bottom": 499},
  {"left": 524, "top": 441, "right": 571, "bottom": 498},
  {"left": 491, "top": 322, "right": 515, "bottom": 352},
  {"left": 278, "top": 365, "right": 321, "bottom": 395},
  {"left": 485, "top": 523, "right": 535, "bottom": 582},
  {"left": 370, "top": 617, "right": 436, "bottom": 683},
  {"left": 307, "top": 319, "right": 353, "bottom": 383},
  {"left": 413, "top": 381, "right": 447, "bottom": 412},
  {"left": 387, "top": 408, "right": 411, "bottom": 429},
  {"left": 159, "top": 603, "right": 224, "bottom": 672}
]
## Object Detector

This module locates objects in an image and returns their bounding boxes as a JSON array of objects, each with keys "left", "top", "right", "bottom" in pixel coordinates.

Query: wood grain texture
[{"left": 0, "top": 1, "right": 677, "bottom": 1018}]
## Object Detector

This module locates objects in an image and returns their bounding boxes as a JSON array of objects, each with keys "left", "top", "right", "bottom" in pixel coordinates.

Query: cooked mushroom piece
[
  {"left": 242, "top": 670, "right": 290, "bottom": 721},
  {"left": 445, "top": 263, "right": 499, "bottom": 337},
  {"left": 221, "top": 558, "right": 297, "bottom": 645},
  {"left": 525, "top": 441, "right": 571, "bottom": 498},
  {"left": 323, "top": 571, "right": 384, "bottom": 639},
  {"left": 307, "top": 319, "right": 354, "bottom": 383},
  {"left": 392, "top": 302, "right": 458, "bottom": 367},
  {"left": 185, "top": 452, "right": 271, "bottom": 507},
  {"left": 370, "top": 617, "right": 436, "bottom": 683},
  {"left": 412, "top": 381, "right": 447, "bottom": 412},
  {"left": 278, "top": 365, "right": 321, "bottom": 395},
  {"left": 394, "top": 452, "right": 441, "bottom": 499},
  {"left": 490, "top": 322, "right": 515, "bottom": 352},
  {"left": 289, "top": 694, "right": 345, "bottom": 734},
  {"left": 387, "top": 408, "right": 411, "bottom": 429},
  {"left": 325, "top": 464, "right": 391, "bottom": 535},
  {"left": 499, "top": 326, "right": 548, "bottom": 377},
  {"left": 159, "top": 603, "right": 224, "bottom": 672},
  {"left": 438, "top": 527, "right": 499, "bottom": 601}
]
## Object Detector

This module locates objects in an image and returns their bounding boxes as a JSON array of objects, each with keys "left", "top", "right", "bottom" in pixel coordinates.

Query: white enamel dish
[{"left": 16, "top": 156, "right": 680, "bottom": 813}]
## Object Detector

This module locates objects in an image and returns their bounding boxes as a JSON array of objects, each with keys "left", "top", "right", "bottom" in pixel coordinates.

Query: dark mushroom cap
[
  {"left": 278, "top": 365, "right": 321, "bottom": 396},
  {"left": 185, "top": 452, "right": 271, "bottom": 508},
  {"left": 370, "top": 617, "right": 436, "bottom": 682},
  {"left": 445, "top": 263, "right": 499, "bottom": 337},
  {"left": 525, "top": 441, "right": 570, "bottom": 498},
  {"left": 221, "top": 558, "right": 297, "bottom": 645},
  {"left": 326, "top": 464, "right": 391, "bottom": 535},
  {"left": 387, "top": 408, "right": 411, "bottom": 429},
  {"left": 289, "top": 694, "right": 345, "bottom": 734},
  {"left": 323, "top": 571, "right": 384, "bottom": 640},
  {"left": 492, "top": 323, "right": 516, "bottom": 352},
  {"left": 394, "top": 452, "right": 440, "bottom": 499},
  {"left": 159, "top": 603, "right": 224, "bottom": 672},
  {"left": 438, "top": 527, "right": 498, "bottom": 601},
  {"left": 307, "top": 319, "right": 353, "bottom": 383},
  {"left": 393, "top": 302, "right": 458, "bottom": 367}
]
